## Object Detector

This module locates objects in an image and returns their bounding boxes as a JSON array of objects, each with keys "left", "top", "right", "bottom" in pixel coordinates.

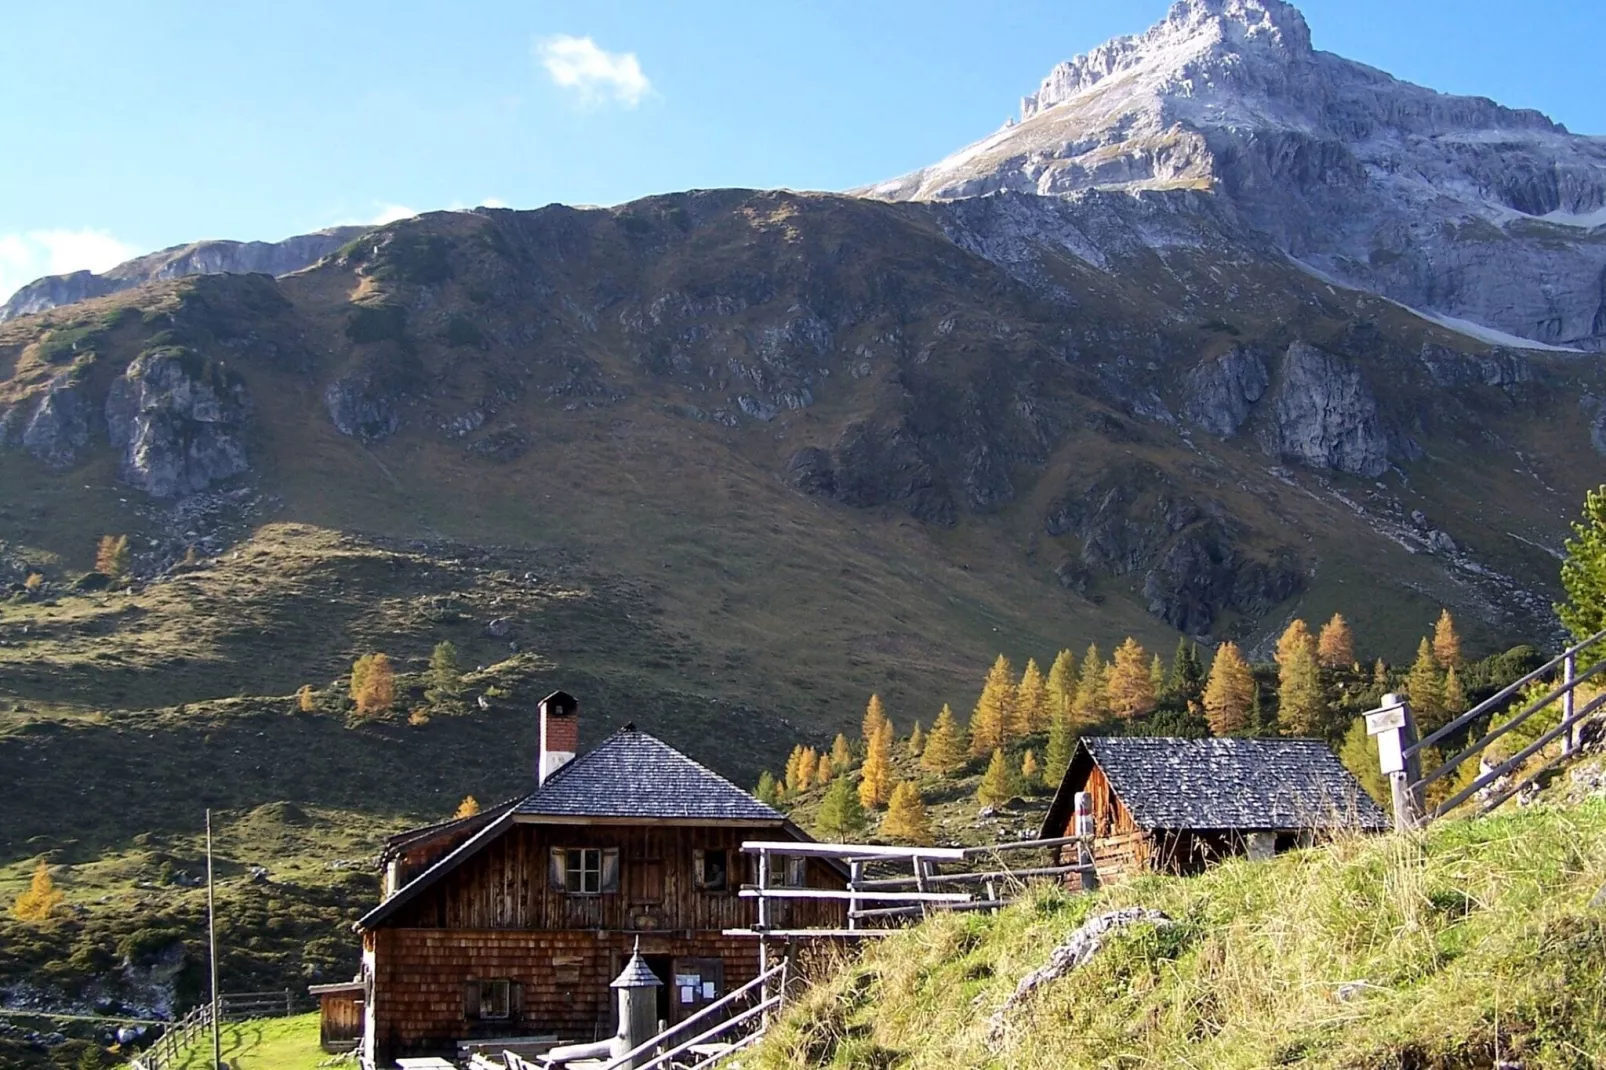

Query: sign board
[{"left": 1365, "top": 706, "right": 1406, "bottom": 735}]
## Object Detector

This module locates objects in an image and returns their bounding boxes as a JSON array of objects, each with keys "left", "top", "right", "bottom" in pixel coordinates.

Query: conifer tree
[
  {"left": 858, "top": 724, "right": 894, "bottom": 810},
  {"left": 425, "top": 641, "right": 463, "bottom": 710},
  {"left": 95, "top": 534, "right": 130, "bottom": 580},
  {"left": 1443, "top": 665, "right": 1467, "bottom": 718},
  {"left": 1046, "top": 649, "right": 1077, "bottom": 723},
  {"left": 1558, "top": 485, "right": 1606, "bottom": 650},
  {"left": 969, "top": 655, "right": 1016, "bottom": 756},
  {"left": 880, "top": 781, "right": 932, "bottom": 844},
  {"left": 830, "top": 733, "right": 854, "bottom": 771},
  {"left": 976, "top": 749, "right": 1016, "bottom": 806},
  {"left": 1407, "top": 637, "right": 1447, "bottom": 730},
  {"left": 1107, "top": 637, "right": 1157, "bottom": 718},
  {"left": 1202, "top": 642, "right": 1255, "bottom": 735},
  {"left": 863, "top": 694, "right": 890, "bottom": 751},
  {"left": 1044, "top": 707, "right": 1075, "bottom": 784},
  {"left": 1317, "top": 613, "right": 1356, "bottom": 669},
  {"left": 1020, "top": 749, "right": 1041, "bottom": 791},
  {"left": 1432, "top": 609, "right": 1462, "bottom": 668},
  {"left": 1337, "top": 718, "right": 1390, "bottom": 806},
  {"left": 296, "top": 685, "right": 316, "bottom": 713},
  {"left": 815, "top": 775, "right": 867, "bottom": 841},
  {"left": 783, "top": 745, "right": 807, "bottom": 796},
  {"left": 797, "top": 747, "right": 819, "bottom": 792},
  {"left": 1372, "top": 658, "right": 1390, "bottom": 690},
  {"left": 453, "top": 795, "right": 481, "bottom": 818},
  {"left": 1071, "top": 644, "right": 1107, "bottom": 727},
  {"left": 12, "top": 860, "right": 64, "bottom": 921},
  {"left": 1247, "top": 682, "right": 1268, "bottom": 736},
  {"left": 1149, "top": 654, "right": 1166, "bottom": 697},
  {"left": 1166, "top": 639, "right": 1205, "bottom": 706},
  {"left": 815, "top": 753, "right": 835, "bottom": 789},
  {"left": 351, "top": 653, "right": 396, "bottom": 718},
  {"left": 921, "top": 704, "right": 966, "bottom": 774},
  {"left": 1014, "top": 658, "right": 1049, "bottom": 736},
  {"left": 755, "top": 771, "right": 780, "bottom": 806},
  {"left": 906, "top": 721, "right": 925, "bottom": 758},
  {"left": 1275, "top": 621, "right": 1326, "bottom": 737}
]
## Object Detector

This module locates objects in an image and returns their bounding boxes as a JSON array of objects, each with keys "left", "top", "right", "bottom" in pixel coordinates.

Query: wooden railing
[
  {"left": 126, "top": 989, "right": 309, "bottom": 1069},
  {"left": 726, "top": 832, "right": 1098, "bottom": 939},
  {"left": 597, "top": 959, "right": 789, "bottom": 1070},
  {"left": 1365, "top": 627, "right": 1606, "bottom": 830}
]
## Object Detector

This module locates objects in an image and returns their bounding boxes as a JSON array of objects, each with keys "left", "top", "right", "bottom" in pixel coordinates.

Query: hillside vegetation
[{"left": 755, "top": 797, "right": 1606, "bottom": 1069}]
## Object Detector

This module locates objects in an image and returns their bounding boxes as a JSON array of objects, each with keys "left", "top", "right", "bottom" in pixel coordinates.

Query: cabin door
[{"left": 668, "top": 957, "right": 724, "bottom": 1024}]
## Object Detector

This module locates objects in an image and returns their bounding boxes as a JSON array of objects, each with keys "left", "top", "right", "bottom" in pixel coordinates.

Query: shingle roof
[
  {"left": 1039, "top": 736, "right": 1391, "bottom": 838},
  {"left": 513, "top": 725, "right": 785, "bottom": 822}
]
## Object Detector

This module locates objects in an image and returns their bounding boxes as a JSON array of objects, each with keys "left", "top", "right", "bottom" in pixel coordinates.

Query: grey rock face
[
  {"left": 1260, "top": 342, "right": 1389, "bottom": 476},
  {"left": 0, "top": 227, "right": 367, "bottom": 322},
  {"left": 1182, "top": 346, "right": 1269, "bottom": 436},
  {"left": 104, "top": 349, "right": 251, "bottom": 498},
  {"left": 324, "top": 375, "right": 400, "bottom": 441},
  {"left": 19, "top": 375, "right": 95, "bottom": 468},
  {"left": 1143, "top": 527, "right": 1301, "bottom": 635}
]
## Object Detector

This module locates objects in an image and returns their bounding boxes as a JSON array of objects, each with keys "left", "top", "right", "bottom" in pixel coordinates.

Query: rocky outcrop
[
  {"left": 104, "top": 348, "right": 251, "bottom": 498},
  {"left": 1260, "top": 342, "right": 1389, "bottom": 476},
  {"left": 19, "top": 375, "right": 95, "bottom": 468},
  {"left": 324, "top": 374, "right": 401, "bottom": 442},
  {"left": 1142, "top": 526, "right": 1301, "bottom": 634},
  {"left": 0, "top": 227, "right": 366, "bottom": 322},
  {"left": 788, "top": 423, "right": 958, "bottom": 527},
  {"left": 1182, "top": 346, "right": 1269, "bottom": 437}
]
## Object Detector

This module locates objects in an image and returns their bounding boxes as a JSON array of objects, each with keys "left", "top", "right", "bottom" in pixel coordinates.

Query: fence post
[
  {"left": 1074, "top": 791, "right": 1099, "bottom": 892},
  {"left": 1368, "top": 692, "right": 1423, "bottom": 832},
  {"left": 847, "top": 860, "right": 862, "bottom": 932},
  {"left": 1563, "top": 652, "right": 1578, "bottom": 756}
]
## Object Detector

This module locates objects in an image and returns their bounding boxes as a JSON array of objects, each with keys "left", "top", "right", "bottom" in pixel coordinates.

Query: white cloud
[
  {"left": 535, "top": 35, "right": 651, "bottom": 107},
  {"left": 370, "top": 204, "right": 420, "bottom": 225},
  {"left": 0, "top": 227, "right": 136, "bottom": 305},
  {"left": 479, "top": 196, "right": 509, "bottom": 209}
]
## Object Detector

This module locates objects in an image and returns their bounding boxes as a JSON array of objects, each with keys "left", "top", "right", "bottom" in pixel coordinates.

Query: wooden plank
[
  {"left": 723, "top": 928, "right": 893, "bottom": 938},
  {"left": 738, "top": 888, "right": 972, "bottom": 903},
  {"left": 739, "top": 841, "right": 968, "bottom": 861}
]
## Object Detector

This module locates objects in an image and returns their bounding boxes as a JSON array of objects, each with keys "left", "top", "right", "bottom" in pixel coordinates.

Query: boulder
[{"left": 1181, "top": 346, "right": 1269, "bottom": 437}]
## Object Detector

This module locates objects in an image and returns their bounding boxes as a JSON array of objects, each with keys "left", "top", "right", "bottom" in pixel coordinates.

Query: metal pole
[{"left": 207, "top": 809, "right": 221, "bottom": 1070}]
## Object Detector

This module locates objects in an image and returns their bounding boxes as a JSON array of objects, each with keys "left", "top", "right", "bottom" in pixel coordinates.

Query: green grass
[
  {"left": 754, "top": 800, "right": 1606, "bottom": 1069},
  {"left": 164, "top": 1012, "right": 329, "bottom": 1070}
]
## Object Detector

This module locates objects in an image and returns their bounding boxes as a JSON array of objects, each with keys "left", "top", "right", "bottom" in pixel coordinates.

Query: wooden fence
[
  {"left": 1366, "top": 626, "right": 1606, "bottom": 830},
  {"left": 126, "top": 990, "right": 310, "bottom": 1070},
  {"left": 725, "top": 832, "right": 1097, "bottom": 939}
]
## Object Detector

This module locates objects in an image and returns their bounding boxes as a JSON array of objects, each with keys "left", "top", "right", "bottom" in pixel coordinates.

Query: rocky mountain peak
[{"left": 1019, "top": 0, "right": 1310, "bottom": 120}]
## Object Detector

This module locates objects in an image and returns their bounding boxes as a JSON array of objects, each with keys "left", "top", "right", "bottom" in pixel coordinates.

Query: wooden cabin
[
  {"left": 343, "top": 692, "right": 846, "bottom": 1067},
  {"left": 308, "top": 981, "right": 365, "bottom": 1052},
  {"left": 1040, "top": 737, "right": 1390, "bottom": 882}
]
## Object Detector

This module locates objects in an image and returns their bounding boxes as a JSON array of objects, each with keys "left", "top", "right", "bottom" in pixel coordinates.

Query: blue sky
[{"left": 1, "top": 0, "right": 1601, "bottom": 301}]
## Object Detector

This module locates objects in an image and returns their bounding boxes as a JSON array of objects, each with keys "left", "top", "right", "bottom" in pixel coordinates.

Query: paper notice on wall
[
  {"left": 702, "top": 982, "right": 715, "bottom": 999},
  {"left": 679, "top": 986, "right": 694, "bottom": 1004},
  {"left": 675, "top": 974, "right": 700, "bottom": 988}
]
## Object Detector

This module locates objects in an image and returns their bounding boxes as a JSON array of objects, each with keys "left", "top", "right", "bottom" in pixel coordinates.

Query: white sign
[
  {"left": 679, "top": 986, "right": 694, "bottom": 1004},
  {"left": 701, "top": 982, "right": 715, "bottom": 999},
  {"left": 1365, "top": 706, "right": 1405, "bottom": 736}
]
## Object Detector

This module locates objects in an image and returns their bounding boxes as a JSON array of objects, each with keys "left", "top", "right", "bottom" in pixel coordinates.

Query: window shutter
[
  {"left": 510, "top": 981, "right": 524, "bottom": 1022},
  {"left": 463, "top": 982, "right": 480, "bottom": 1021},
  {"left": 692, "top": 849, "right": 706, "bottom": 890},
  {"left": 549, "top": 848, "right": 567, "bottom": 891},
  {"left": 601, "top": 848, "right": 621, "bottom": 893}
]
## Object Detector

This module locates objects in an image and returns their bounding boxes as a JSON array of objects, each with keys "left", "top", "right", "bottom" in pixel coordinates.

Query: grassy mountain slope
[{"left": 755, "top": 800, "right": 1606, "bottom": 1069}]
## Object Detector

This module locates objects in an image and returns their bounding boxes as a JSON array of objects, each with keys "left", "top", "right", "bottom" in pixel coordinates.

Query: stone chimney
[{"left": 538, "top": 690, "right": 580, "bottom": 786}]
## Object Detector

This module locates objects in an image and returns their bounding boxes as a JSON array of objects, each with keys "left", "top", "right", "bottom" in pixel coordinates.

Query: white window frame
[{"left": 566, "top": 847, "right": 603, "bottom": 896}]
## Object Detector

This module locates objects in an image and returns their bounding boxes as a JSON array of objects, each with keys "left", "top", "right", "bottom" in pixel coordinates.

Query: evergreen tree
[
  {"left": 1275, "top": 621, "right": 1326, "bottom": 737},
  {"left": 1166, "top": 639, "right": 1205, "bottom": 706},
  {"left": 1149, "top": 654, "right": 1166, "bottom": 698},
  {"left": 453, "top": 795, "right": 480, "bottom": 819},
  {"left": 1071, "top": 644, "right": 1107, "bottom": 727},
  {"left": 858, "top": 724, "right": 894, "bottom": 810},
  {"left": 815, "top": 775, "right": 867, "bottom": 841},
  {"left": 1558, "top": 485, "right": 1606, "bottom": 653},
  {"left": 1107, "top": 637, "right": 1157, "bottom": 718},
  {"left": 863, "top": 694, "right": 890, "bottom": 751},
  {"left": 1317, "top": 613, "right": 1356, "bottom": 669},
  {"left": 425, "top": 640, "right": 463, "bottom": 710},
  {"left": 1046, "top": 649, "right": 1077, "bottom": 724},
  {"left": 815, "top": 753, "right": 835, "bottom": 789},
  {"left": 1202, "top": 642, "right": 1255, "bottom": 735},
  {"left": 1432, "top": 609, "right": 1462, "bottom": 668},
  {"left": 1247, "top": 682, "right": 1269, "bottom": 736},
  {"left": 1337, "top": 718, "right": 1391, "bottom": 807},
  {"left": 1443, "top": 665, "right": 1467, "bottom": 718},
  {"left": 969, "top": 655, "right": 1016, "bottom": 756},
  {"left": 830, "top": 733, "right": 854, "bottom": 771},
  {"left": 1044, "top": 706, "right": 1075, "bottom": 784},
  {"left": 921, "top": 704, "right": 967, "bottom": 774},
  {"left": 906, "top": 721, "right": 925, "bottom": 758},
  {"left": 880, "top": 781, "right": 933, "bottom": 844},
  {"left": 1407, "top": 637, "right": 1447, "bottom": 730},
  {"left": 1020, "top": 749, "right": 1041, "bottom": 792},
  {"left": 351, "top": 653, "right": 396, "bottom": 718},
  {"left": 95, "top": 534, "right": 130, "bottom": 580},
  {"left": 12, "top": 860, "right": 64, "bottom": 921},
  {"left": 976, "top": 748, "right": 1016, "bottom": 806},
  {"left": 755, "top": 770, "right": 780, "bottom": 806},
  {"left": 1014, "top": 658, "right": 1050, "bottom": 736}
]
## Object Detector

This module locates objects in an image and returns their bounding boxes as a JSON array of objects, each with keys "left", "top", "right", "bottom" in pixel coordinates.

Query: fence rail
[
  {"left": 126, "top": 989, "right": 309, "bottom": 1069},
  {"left": 1366, "top": 627, "right": 1606, "bottom": 831}
]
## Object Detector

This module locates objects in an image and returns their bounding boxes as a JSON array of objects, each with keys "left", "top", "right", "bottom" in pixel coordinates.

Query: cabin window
[
  {"left": 464, "top": 979, "right": 516, "bottom": 1021},
  {"left": 549, "top": 847, "right": 620, "bottom": 895},
  {"left": 694, "top": 848, "right": 730, "bottom": 892},
  {"left": 782, "top": 856, "right": 807, "bottom": 888}
]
